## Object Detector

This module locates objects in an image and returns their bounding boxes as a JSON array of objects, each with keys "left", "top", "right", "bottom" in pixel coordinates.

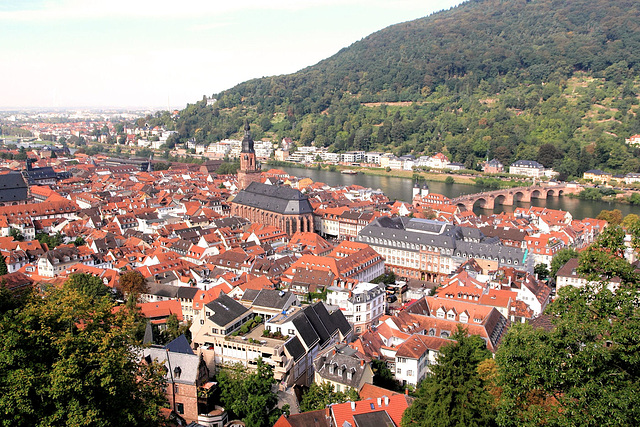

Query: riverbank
[
  {"left": 354, "top": 167, "right": 478, "bottom": 185},
  {"left": 266, "top": 161, "right": 478, "bottom": 185}
]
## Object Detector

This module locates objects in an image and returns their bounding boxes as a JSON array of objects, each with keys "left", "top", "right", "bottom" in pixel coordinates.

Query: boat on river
[{"left": 340, "top": 169, "right": 359, "bottom": 175}]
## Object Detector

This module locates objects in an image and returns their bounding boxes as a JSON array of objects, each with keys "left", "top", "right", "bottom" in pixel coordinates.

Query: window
[
  {"left": 176, "top": 403, "right": 184, "bottom": 415},
  {"left": 174, "top": 384, "right": 179, "bottom": 394},
  {"left": 396, "top": 368, "right": 402, "bottom": 374},
  {"left": 407, "top": 370, "right": 413, "bottom": 376}
]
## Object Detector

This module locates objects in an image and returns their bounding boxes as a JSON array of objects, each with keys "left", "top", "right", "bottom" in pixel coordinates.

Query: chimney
[
  {"left": 360, "top": 359, "right": 364, "bottom": 367},
  {"left": 377, "top": 397, "right": 382, "bottom": 407},
  {"left": 351, "top": 401, "right": 356, "bottom": 411},
  {"left": 405, "top": 388, "right": 409, "bottom": 395},
  {"left": 325, "top": 406, "right": 330, "bottom": 419},
  {"left": 384, "top": 396, "right": 389, "bottom": 406}
]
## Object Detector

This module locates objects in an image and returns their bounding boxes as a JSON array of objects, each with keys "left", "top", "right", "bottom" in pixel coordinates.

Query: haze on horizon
[{"left": 0, "top": 0, "right": 464, "bottom": 111}]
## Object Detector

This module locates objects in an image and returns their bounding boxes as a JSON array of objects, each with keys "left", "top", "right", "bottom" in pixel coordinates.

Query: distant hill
[{"left": 150, "top": 0, "right": 640, "bottom": 179}]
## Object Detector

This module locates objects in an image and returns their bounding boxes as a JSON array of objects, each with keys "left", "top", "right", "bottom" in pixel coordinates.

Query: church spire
[{"left": 241, "top": 120, "right": 254, "bottom": 153}]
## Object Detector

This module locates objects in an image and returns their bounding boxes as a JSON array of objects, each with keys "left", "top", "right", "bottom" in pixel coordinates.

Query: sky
[{"left": 0, "top": 0, "right": 464, "bottom": 110}]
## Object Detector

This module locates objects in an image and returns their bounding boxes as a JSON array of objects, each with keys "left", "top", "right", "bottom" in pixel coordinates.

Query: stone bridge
[{"left": 452, "top": 184, "right": 582, "bottom": 211}]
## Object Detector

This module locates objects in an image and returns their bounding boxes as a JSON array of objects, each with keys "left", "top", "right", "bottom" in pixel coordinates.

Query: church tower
[{"left": 237, "top": 121, "right": 261, "bottom": 189}]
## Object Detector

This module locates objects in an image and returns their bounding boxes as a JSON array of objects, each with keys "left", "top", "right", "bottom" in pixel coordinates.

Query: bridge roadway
[{"left": 452, "top": 184, "right": 581, "bottom": 211}]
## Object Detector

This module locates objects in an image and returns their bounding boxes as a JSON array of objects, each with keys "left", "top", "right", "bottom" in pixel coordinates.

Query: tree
[
  {"left": 402, "top": 327, "right": 495, "bottom": 427},
  {"left": 495, "top": 227, "right": 640, "bottom": 427},
  {"left": 216, "top": 359, "right": 281, "bottom": 427},
  {"left": 73, "top": 236, "right": 86, "bottom": 247},
  {"left": 300, "top": 382, "right": 359, "bottom": 412},
  {"left": 549, "top": 248, "right": 578, "bottom": 279},
  {"left": 0, "top": 286, "right": 168, "bottom": 426},
  {"left": 118, "top": 270, "right": 148, "bottom": 298},
  {"left": 537, "top": 144, "right": 561, "bottom": 168},
  {"left": 155, "top": 314, "right": 192, "bottom": 345},
  {"left": 0, "top": 255, "right": 7, "bottom": 276},
  {"left": 533, "top": 264, "right": 549, "bottom": 281},
  {"left": 36, "top": 232, "right": 63, "bottom": 250},
  {"left": 371, "top": 359, "right": 400, "bottom": 392},
  {"left": 596, "top": 209, "right": 623, "bottom": 225},
  {"left": 9, "top": 228, "right": 23, "bottom": 242},
  {"left": 64, "top": 273, "right": 111, "bottom": 301}
]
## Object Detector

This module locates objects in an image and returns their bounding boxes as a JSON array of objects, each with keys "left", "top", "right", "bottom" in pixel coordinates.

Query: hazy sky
[{"left": 1, "top": 0, "right": 464, "bottom": 110}]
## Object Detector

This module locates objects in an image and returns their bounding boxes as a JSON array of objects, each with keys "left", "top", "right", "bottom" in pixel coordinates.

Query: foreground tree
[
  {"left": 0, "top": 255, "right": 7, "bottom": 276},
  {"left": 402, "top": 328, "right": 495, "bottom": 427},
  {"left": 549, "top": 248, "right": 578, "bottom": 279},
  {"left": 300, "top": 382, "right": 359, "bottom": 412},
  {"left": 495, "top": 226, "right": 640, "bottom": 427},
  {"left": 216, "top": 359, "right": 281, "bottom": 427},
  {"left": 64, "top": 272, "right": 111, "bottom": 301},
  {"left": 371, "top": 359, "right": 401, "bottom": 392},
  {"left": 0, "top": 286, "right": 167, "bottom": 426},
  {"left": 118, "top": 270, "right": 148, "bottom": 298}
]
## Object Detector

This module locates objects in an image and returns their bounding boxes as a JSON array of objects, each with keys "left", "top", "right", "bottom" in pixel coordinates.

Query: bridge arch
[
  {"left": 513, "top": 191, "right": 525, "bottom": 202},
  {"left": 546, "top": 189, "right": 556, "bottom": 197},
  {"left": 494, "top": 194, "right": 506, "bottom": 206},
  {"left": 531, "top": 189, "right": 543, "bottom": 199},
  {"left": 473, "top": 197, "right": 489, "bottom": 209}
]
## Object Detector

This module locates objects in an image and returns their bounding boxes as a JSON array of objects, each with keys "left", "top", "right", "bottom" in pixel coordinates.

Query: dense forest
[{"left": 146, "top": 0, "right": 640, "bottom": 180}]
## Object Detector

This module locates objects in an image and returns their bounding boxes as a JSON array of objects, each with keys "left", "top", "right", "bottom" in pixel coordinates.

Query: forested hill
[
  {"left": 154, "top": 0, "right": 640, "bottom": 179},
  {"left": 218, "top": 0, "right": 640, "bottom": 108}
]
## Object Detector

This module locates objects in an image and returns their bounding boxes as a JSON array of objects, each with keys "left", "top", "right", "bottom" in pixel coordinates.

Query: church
[
  {"left": 231, "top": 182, "right": 314, "bottom": 236},
  {"left": 231, "top": 122, "right": 314, "bottom": 236}
]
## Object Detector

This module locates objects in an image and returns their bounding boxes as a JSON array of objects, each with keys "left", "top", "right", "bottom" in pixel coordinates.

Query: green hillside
[{"left": 152, "top": 0, "right": 640, "bottom": 179}]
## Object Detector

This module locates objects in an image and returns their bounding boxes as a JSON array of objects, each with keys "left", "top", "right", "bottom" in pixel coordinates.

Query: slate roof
[
  {"left": 292, "top": 312, "right": 321, "bottom": 348},
  {"left": 176, "top": 286, "right": 199, "bottom": 300},
  {"left": 511, "top": 160, "right": 544, "bottom": 168},
  {"left": 164, "top": 334, "right": 194, "bottom": 355},
  {"left": 141, "top": 347, "right": 201, "bottom": 385},
  {"left": 284, "top": 336, "right": 307, "bottom": 362},
  {"left": 0, "top": 172, "right": 28, "bottom": 203},
  {"left": 358, "top": 216, "right": 526, "bottom": 265},
  {"left": 314, "top": 344, "right": 370, "bottom": 390},
  {"left": 145, "top": 283, "right": 180, "bottom": 299},
  {"left": 251, "top": 289, "right": 295, "bottom": 310},
  {"left": 232, "top": 182, "right": 313, "bottom": 215},
  {"left": 205, "top": 294, "right": 250, "bottom": 328},
  {"left": 25, "top": 166, "right": 58, "bottom": 183},
  {"left": 353, "top": 411, "right": 394, "bottom": 427}
]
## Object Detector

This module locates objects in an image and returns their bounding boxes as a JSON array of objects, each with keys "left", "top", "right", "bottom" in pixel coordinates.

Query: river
[{"left": 277, "top": 165, "right": 636, "bottom": 220}]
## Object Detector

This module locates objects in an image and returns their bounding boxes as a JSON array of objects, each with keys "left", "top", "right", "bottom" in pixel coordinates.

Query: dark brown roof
[{"left": 528, "top": 314, "right": 556, "bottom": 332}]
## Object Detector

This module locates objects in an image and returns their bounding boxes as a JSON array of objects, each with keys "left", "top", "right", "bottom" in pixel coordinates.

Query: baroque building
[{"left": 356, "top": 216, "right": 530, "bottom": 282}]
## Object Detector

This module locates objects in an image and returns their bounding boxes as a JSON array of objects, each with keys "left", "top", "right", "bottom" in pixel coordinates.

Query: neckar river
[{"left": 278, "top": 166, "right": 636, "bottom": 220}]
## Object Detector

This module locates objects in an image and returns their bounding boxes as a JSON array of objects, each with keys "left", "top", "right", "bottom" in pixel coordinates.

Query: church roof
[
  {"left": 232, "top": 182, "right": 313, "bottom": 215},
  {"left": 0, "top": 172, "right": 28, "bottom": 203}
]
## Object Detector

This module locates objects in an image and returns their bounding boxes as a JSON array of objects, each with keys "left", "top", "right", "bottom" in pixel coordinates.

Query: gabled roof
[
  {"left": 205, "top": 294, "right": 250, "bottom": 328},
  {"left": 232, "top": 182, "right": 313, "bottom": 215}
]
